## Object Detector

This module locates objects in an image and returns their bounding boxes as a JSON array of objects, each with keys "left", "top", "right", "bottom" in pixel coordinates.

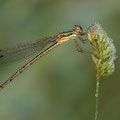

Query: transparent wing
[{"left": 0, "top": 35, "right": 57, "bottom": 63}]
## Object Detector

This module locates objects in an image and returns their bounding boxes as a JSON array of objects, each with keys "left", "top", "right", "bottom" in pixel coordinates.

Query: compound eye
[{"left": 74, "top": 25, "right": 83, "bottom": 33}]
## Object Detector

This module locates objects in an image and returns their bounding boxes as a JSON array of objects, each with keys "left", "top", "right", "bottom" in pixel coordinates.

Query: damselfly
[{"left": 0, "top": 25, "right": 88, "bottom": 91}]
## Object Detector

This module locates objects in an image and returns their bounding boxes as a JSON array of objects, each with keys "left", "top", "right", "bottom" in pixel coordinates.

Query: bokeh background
[{"left": 0, "top": 0, "right": 120, "bottom": 120}]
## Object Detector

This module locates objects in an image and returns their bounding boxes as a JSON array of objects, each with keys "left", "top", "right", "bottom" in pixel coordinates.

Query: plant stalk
[{"left": 95, "top": 76, "right": 100, "bottom": 120}]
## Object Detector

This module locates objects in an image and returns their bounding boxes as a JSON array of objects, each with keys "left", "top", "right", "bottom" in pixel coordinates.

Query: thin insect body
[{"left": 0, "top": 25, "right": 87, "bottom": 91}]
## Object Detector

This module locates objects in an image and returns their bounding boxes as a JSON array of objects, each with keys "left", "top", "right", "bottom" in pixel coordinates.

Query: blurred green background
[{"left": 0, "top": 0, "right": 120, "bottom": 120}]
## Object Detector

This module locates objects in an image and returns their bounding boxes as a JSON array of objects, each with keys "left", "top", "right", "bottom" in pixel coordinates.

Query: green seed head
[{"left": 87, "top": 23, "right": 117, "bottom": 79}]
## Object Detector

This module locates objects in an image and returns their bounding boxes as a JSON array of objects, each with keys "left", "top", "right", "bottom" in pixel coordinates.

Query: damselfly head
[{"left": 73, "top": 25, "right": 83, "bottom": 35}]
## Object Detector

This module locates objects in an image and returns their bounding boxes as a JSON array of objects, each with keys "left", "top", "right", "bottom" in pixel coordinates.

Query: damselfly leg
[{"left": 74, "top": 39, "right": 87, "bottom": 53}]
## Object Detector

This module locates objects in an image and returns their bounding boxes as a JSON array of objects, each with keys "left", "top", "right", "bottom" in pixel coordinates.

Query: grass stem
[{"left": 95, "top": 76, "right": 100, "bottom": 120}]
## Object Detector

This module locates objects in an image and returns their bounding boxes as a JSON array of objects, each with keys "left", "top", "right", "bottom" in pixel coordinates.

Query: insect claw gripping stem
[{"left": 77, "top": 36, "right": 87, "bottom": 44}]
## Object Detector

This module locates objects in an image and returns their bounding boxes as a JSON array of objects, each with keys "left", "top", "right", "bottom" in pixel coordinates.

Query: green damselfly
[{"left": 0, "top": 25, "right": 87, "bottom": 91}]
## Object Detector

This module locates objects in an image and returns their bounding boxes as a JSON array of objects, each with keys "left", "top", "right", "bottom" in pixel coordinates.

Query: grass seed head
[{"left": 87, "top": 23, "right": 117, "bottom": 79}]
